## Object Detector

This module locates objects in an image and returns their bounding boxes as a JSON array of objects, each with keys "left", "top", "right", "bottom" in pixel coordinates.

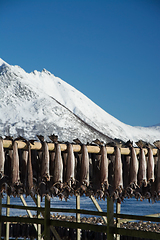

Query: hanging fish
[
  {"left": 126, "top": 140, "right": 138, "bottom": 187},
  {"left": 114, "top": 145, "right": 123, "bottom": 191},
  {"left": 37, "top": 136, "right": 50, "bottom": 181},
  {"left": 54, "top": 143, "right": 63, "bottom": 184},
  {"left": 147, "top": 143, "right": 155, "bottom": 183},
  {"left": 50, "top": 151, "right": 55, "bottom": 178},
  {"left": 136, "top": 140, "right": 147, "bottom": 187},
  {"left": 11, "top": 140, "right": 20, "bottom": 185},
  {"left": 122, "top": 155, "right": 130, "bottom": 190},
  {"left": 26, "top": 143, "right": 34, "bottom": 195},
  {"left": 154, "top": 141, "right": 160, "bottom": 198},
  {"left": 62, "top": 151, "right": 67, "bottom": 183},
  {"left": 90, "top": 153, "right": 100, "bottom": 194},
  {"left": 66, "top": 143, "right": 75, "bottom": 186},
  {"left": 0, "top": 137, "right": 5, "bottom": 178},
  {"left": 80, "top": 144, "right": 89, "bottom": 187},
  {"left": 21, "top": 150, "right": 28, "bottom": 185},
  {"left": 41, "top": 141, "right": 50, "bottom": 181},
  {"left": 156, "top": 149, "right": 160, "bottom": 198},
  {"left": 100, "top": 145, "right": 108, "bottom": 189}
]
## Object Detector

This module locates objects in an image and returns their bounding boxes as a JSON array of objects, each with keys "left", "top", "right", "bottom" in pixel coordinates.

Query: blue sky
[{"left": 1, "top": 0, "right": 160, "bottom": 127}]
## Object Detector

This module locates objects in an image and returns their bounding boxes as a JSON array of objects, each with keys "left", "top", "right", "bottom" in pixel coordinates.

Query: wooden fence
[{"left": 0, "top": 194, "right": 160, "bottom": 240}]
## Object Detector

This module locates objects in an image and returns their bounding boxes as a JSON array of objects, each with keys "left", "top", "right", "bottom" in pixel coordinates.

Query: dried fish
[
  {"left": 136, "top": 141, "right": 147, "bottom": 187},
  {"left": 50, "top": 151, "right": 55, "bottom": 177},
  {"left": 126, "top": 141, "right": 138, "bottom": 187},
  {"left": 147, "top": 144, "right": 155, "bottom": 182},
  {"left": 100, "top": 145, "right": 108, "bottom": 189},
  {"left": 0, "top": 137, "right": 5, "bottom": 178},
  {"left": 26, "top": 144, "right": 34, "bottom": 195},
  {"left": 66, "top": 143, "right": 75, "bottom": 186},
  {"left": 156, "top": 148, "right": 160, "bottom": 198},
  {"left": 21, "top": 150, "right": 28, "bottom": 185},
  {"left": 80, "top": 144, "right": 89, "bottom": 186},
  {"left": 11, "top": 141, "right": 20, "bottom": 185},
  {"left": 114, "top": 145, "right": 123, "bottom": 191},
  {"left": 54, "top": 143, "right": 63, "bottom": 184},
  {"left": 41, "top": 141, "right": 50, "bottom": 181},
  {"left": 122, "top": 155, "right": 130, "bottom": 189}
]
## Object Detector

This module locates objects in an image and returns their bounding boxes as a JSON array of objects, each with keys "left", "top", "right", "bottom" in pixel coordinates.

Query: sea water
[{"left": 1, "top": 194, "right": 160, "bottom": 218}]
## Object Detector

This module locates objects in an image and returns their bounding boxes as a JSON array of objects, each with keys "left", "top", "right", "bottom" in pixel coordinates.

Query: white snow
[{"left": 0, "top": 57, "right": 159, "bottom": 144}]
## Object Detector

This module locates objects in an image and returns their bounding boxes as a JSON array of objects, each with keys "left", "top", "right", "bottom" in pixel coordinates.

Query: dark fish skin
[
  {"left": 11, "top": 141, "right": 20, "bottom": 184},
  {"left": 0, "top": 137, "right": 5, "bottom": 177},
  {"left": 62, "top": 151, "right": 67, "bottom": 183},
  {"left": 130, "top": 146, "right": 138, "bottom": 185},
  {"left": 66, "top": 143, "right": 75, "bottom": 185},
  {"left": 114, "top": 146, "right": 123, "bottom": 190},
  {"left": 26, "top": 144, "right": 33, "bottom": 194},
  {"left": 122, "top": 155, "right": 130, "bottom": 189},
  {"left": 90, "top": 153, "right": 101, "bottom": 190},
  {"left": 41, "top": 141, "right": 50, "bottom": 181},
  {"left": 50, "top": 151, "right": 55, "bottom": 177},
  {"left": 80, "top": 144, "right": 89, "bottom": 186},
  {"left": 156, "top": 149, "right": 160, "bottom": 195},
  {"left": 147, "top": 147, "right": 155, "bottom": 182},
  {"left": 138, "top": 147, "right": 147, "bottom": 187},
  {"left": 100, "top": 146, "right": 108, "bottom": 188},
  {"left": 54, "top": 143, "right": 63, "bottom": 183}
]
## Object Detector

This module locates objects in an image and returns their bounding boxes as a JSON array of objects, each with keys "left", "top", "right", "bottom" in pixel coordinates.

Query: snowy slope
[{"left": 0, "top": 58, "right": 159, "bottom": 144}]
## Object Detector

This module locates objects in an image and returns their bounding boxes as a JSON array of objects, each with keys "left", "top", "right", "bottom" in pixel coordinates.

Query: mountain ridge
[{"left": 0, "top": 58, "right": 159, "bottom": 144}]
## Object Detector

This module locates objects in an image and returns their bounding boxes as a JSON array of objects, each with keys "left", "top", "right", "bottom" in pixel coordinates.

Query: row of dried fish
[{"left": 0, "top": 137, "right": 160, "bottom": 202}]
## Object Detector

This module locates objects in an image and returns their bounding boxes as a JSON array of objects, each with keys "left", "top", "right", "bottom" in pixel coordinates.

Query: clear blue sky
[{"left": 1, "top": 0, "right": 160, "bottom": 127}]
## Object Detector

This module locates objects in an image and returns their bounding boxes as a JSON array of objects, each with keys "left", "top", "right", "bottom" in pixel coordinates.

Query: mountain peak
[
  {"left": 0, "top": 58, "right": 9, "bottom": 66},
  {"left": 0, "top": 59, "right": 159, "bottom": 144}
]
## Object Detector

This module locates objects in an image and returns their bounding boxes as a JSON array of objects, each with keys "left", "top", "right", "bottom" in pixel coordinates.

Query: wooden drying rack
[{"left": 2, "top": 139, "right": 158, "bottom": 155}]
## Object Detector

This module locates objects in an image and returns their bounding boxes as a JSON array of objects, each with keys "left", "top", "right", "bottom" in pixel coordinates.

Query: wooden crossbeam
[
  {"left": 2, "top": 139, "right": 158, "bottom": 155},
  {"left": 111, "top": 227, "right": 160, "bottom": 240}
]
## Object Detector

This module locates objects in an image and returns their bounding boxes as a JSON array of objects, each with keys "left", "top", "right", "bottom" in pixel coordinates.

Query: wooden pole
[
  {"left": 116, "top": 201, "right": 121, "bottom": 240},
  {"left": 44, "top": 195, "right": 50, "bottom": 240},
  {"left": 31, "top": 195, "right": 61, "bottom": 240},
  {"left": 76, "top": 195, "right": 81, "bottom": 240},
  {"left": 107, "top": 196, "right": 114, "bottom": 240},
  {"left": 90, "top": 195, "right": 107, "bottom": 224},
  {"left": 37, "top": 194, "right": 42, "bottom": 240},
  {"left": 5, "top": 195, "right": 10, "bottom": 240}
]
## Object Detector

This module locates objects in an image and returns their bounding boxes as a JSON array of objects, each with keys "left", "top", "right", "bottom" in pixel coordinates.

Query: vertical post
[
  {"left": 107, "top": 196, "right": 114, "bottom": 240},
  {"left": 76, "top": 195, "right": 81, "bottom": 240},
  {"left": 44, "top": 195, "right": 50, "bottom": 240},
  {"left": 116, "top": 201, "right": 121, "bottom": 240},
  {"left": 37, "top": 194, "right": 41, "bottom": 240},
  {"left": 0, "top": 196, "right": 2, "bottom": 239},
  {"left": 5, "top": 195, "right": 10, "bottom": 240}
]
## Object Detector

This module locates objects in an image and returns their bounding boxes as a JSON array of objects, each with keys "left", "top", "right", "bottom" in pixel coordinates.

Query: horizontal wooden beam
[
  {"left": 111, "top": 227, "right": 160, "bottom": 240},
  {"left": 3, "top": 203, "right": 160, "bottom": 222},
  {"left": 2, "top": 204, "right": 108, "bottom": 217},
  {"left": 2, "top": 140, "right": 158, "bottom": 155},
  {"left": 0, "top": 215, "right": 43, "bottom": 225},
  {"left": 114, "top": 213, "right": 160, "bottom": 223}
]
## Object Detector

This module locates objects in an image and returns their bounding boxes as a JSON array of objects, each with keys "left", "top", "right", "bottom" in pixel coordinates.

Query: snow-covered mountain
[{"left": 0, "top": 58, "right": 159, "bottom": 144}]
